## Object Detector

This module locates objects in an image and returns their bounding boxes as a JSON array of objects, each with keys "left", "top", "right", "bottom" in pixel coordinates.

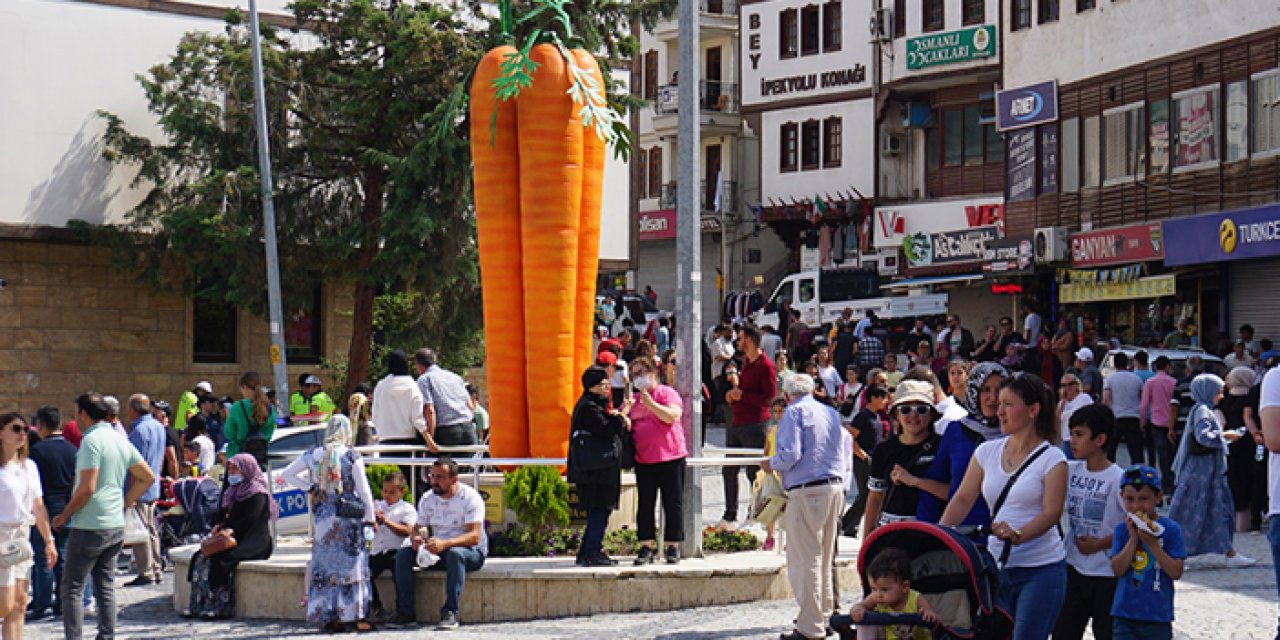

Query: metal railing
[
  {"left": 657, "top": 180, "right": 738, "bottom": 214},
  {"left": 654, "top": 81, "right": 740, "bottom": 116},
  {"left": 700, "top": 0, "right": 738, "bottom": 16}
]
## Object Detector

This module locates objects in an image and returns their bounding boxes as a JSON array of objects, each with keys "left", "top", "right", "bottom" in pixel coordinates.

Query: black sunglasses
[
  {"left": 6, "top": 423, "right": 25, "bottom": 434},
  {"left": 896, "top": 405, "right": 931, "bottom": 417}
]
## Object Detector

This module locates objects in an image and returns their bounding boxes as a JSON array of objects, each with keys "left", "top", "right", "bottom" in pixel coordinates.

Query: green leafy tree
[{"left": 86, "top": 1, "right": 483, "bottom": 396}]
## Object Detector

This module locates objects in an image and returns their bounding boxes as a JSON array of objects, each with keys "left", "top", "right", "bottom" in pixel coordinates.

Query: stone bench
[{"left": 172, "top": 540, "right": 858, "bottom": 624}]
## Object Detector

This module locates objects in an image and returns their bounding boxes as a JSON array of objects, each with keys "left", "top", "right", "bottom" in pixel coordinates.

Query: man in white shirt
[
  {"left": 372, "top": 350, "right": 428, "bottom": 447},
  {"left": 710, "top": 324, "right": 736, "bottom": 379},
  {"left": 1022, "top": 300, "right": 1043, "bottom": 344},
  {"left": 393, "top": 458, "right": 487, "bottom": 630},
  {"left": 1102, "top": 353, "right": 1145, "bottom": 465}
]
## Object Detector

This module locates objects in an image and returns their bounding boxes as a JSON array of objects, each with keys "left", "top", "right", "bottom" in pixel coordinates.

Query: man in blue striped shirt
[{"left": 763, "top": 373, "right": 852, "bottom": 640}]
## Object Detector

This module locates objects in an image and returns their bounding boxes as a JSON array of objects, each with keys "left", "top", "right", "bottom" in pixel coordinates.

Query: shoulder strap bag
[{"left": 988, "top": 443, "right": 1056, "bottom": 567}]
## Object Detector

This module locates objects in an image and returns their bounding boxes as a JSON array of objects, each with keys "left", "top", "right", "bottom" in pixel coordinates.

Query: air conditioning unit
[
  {"left": 869, "top": 8, "right": 892, "bottom": 43},
  {"left": 1034, "top": 226, "right": 1069, "bottom": 263},
  {"left": 881, "top": 133, "right": 904, "bottom": 157}
]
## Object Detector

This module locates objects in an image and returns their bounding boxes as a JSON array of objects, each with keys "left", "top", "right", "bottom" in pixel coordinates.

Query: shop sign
[
  {"left": 638, "top": 209, "right": 720, "bottom": 241},
  {"left": 983, "top": 237, "right": 1034, "bottom": 275},
  {"left": 874, "top": 198, "right": 1005, "bottom": 248},
  {"left": 904, "top": 225, "right": 1000, "bottom": 267},
  {"left": 1058, "top": 274, "right": 1176, "bottom": 304},
  {"left": 1006, "top": 129, "right": 1037, "bottom": 203},
  {"left": 1040, "top": 124, "right": 1059, "bottom": 195},
  {"left": 1070, "top": 223, "right": 1164, "bottom": 268},
  {"left": 996, "top": 80, "right": 1058, "bottom": 131},
  {"left": 906, "top": 25, "right": 997, "bottom": 70},
  {"left": 1163, "top": 202, "right": 1280, "bottom": 266},
  {"left": 1062, "top": 265, "right": 1146, "bottom": 286}
]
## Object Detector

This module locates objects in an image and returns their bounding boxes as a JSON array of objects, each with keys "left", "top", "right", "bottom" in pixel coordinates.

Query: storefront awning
[{"left": 883, "top": 273, "right": 984, "bottom": 290}]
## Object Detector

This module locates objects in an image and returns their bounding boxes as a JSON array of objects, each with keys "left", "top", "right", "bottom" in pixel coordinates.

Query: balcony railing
[
  {"left": 654, "top": 81, "right": 740, "bottom": 116},
  {"left": 656, "top": 180, "right": 738, "bottom": 215},
  {"left": 700, "top": 0, "right": 738, "bottom": 16}
]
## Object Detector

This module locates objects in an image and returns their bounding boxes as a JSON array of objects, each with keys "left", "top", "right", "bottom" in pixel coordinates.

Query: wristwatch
[{"left": 1013, "top": 528, "right": 1023, "bottom": 541}]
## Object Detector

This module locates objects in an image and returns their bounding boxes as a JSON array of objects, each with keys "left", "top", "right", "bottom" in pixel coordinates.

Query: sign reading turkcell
[
  {"left": 996, "top": 80, "right": 1059, "bottom": 131},
  {"left": 1163, "top": 203, "right": 1280, "bottom": 265},
  {"left": 906, "top": 25, "right": 996, "bottom": 70}
]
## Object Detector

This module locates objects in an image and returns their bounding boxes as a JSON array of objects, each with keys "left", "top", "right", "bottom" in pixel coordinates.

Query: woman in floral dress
[{"left": 283, "top": 415, "right": 377, "bottom": 632}]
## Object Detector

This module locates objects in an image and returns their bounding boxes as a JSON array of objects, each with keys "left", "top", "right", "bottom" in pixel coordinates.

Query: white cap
[
  {"left": 1075, "top": 347, "right": 1095, "bottom": 362},
  {"left": 195, "top": 381, "right": 213, "bottom": 393}
]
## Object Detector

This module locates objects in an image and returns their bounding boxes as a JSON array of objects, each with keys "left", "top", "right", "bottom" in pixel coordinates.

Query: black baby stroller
[
  {"left": 832, "top": 522, "right": 1014, "bottom": 640},
  {"left": 159, "top": 476, "right": 223, "bottom": 556}
]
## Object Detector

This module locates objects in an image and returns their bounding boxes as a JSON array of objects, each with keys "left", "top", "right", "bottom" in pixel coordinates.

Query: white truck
[{"left": 752, "top": 268, "right": 948, "bottom": 331}]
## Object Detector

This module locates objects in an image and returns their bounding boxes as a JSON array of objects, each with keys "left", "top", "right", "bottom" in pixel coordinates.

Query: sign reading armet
[{"left": 906, "top": 25, "right": 996, "bottom": 70}]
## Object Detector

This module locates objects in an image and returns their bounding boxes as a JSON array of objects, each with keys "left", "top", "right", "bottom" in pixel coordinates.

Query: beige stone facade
[{"left": 0, "top": 239, "right": 354, "bottom": 415}]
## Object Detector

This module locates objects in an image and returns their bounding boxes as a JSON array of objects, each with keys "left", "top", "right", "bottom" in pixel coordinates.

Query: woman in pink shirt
[{"left": 627, "top": 358, "right": 686, "bottom": 565}]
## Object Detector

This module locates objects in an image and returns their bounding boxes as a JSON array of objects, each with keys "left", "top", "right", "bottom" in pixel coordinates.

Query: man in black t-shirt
[
  {"left": 842, "top": 385, "right": 890, "bottom": 536},
  {"left": 27, "top": 406, "right": 77, "bottom": 620}
]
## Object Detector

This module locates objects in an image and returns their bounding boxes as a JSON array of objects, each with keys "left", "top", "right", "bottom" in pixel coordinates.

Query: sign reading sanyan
[
  {"left": 873, "top": 198, "right": 1005, "bottom": 249},
  {"left": 1070, "top": 223, "right": 1164, "bottom": 268}
]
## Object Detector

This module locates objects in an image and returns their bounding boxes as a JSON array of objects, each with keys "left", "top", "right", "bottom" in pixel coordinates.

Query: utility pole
[
  {"left": 676, "top": 0, "right": 703, "bottom": 556},
  {"left": 247, "top": 0, "right": 291, "bottom": 417}
]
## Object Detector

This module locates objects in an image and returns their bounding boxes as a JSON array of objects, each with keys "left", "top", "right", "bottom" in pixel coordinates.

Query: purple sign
[
  {"left": 996, "top": 80, "right": 1059, "bottom": 131},
  {"left": 1007, "top": 129, "right": 1037, "bottom": 202},
  {"left": 1163, "top": 203, "right": 1280, "bottom": 266}
]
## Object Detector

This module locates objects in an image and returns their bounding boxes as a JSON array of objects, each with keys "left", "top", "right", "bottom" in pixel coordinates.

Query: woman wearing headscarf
[
  {"left": 283, "top": 415, "right": 377, "bottom": 632},
  {"left": 915, "top": 362, "right": 1009, "bottom": 526},
  {"left": 187, "top": 453, "right": 277, "bottom": 619},
  {"left": 1168, "top": 374, "right": 1255, "bottom": 565},
  {"left": 567, "top": 366, "right": 631, "bottom": 567},
  {"left": 1220, "top": 366, "right": 1263, "bottom": 533}
]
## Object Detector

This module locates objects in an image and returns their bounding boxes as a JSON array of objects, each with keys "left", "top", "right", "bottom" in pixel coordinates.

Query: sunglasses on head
[{"left": 896, "top": 404, "right": 931, "bottom": 417}]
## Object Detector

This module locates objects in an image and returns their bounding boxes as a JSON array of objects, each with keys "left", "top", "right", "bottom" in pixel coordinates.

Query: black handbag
[
  {"left": 570, "top": 429, "right": 620, "bottom": 471},
  {"left": 618, "top": 429, "right": 636, "bottom": 471}
]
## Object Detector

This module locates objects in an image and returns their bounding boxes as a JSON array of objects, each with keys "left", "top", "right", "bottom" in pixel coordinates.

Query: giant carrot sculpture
[{"left": 469, "top": 1, "right": 625, "bottom": 459}]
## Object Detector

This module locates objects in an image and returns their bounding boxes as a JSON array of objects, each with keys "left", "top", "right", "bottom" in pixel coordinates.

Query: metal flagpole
[
  {"left": 676, "top": 0, "right": 703, "bottom": 556},
  {"left": 247, "top": 0, "right": 292, "bottom": 417}
]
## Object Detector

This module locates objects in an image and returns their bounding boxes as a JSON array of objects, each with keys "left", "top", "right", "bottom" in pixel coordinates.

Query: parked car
[
  {"left": 1098, "top": 346, "right": 1226, "bottom": 380},
  {"left": 267, "top": 423, "right": 328, "bottom": 535}
]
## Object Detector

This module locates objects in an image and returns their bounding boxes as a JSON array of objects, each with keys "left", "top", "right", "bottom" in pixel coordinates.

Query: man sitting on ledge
[{"left": 393, "top": 457, "right": 487, "bottom": 630}]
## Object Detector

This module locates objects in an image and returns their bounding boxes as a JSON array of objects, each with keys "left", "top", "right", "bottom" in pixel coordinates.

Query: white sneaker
[{"left": 1226, "top": 552, "right": 1257, "bottom": 567}]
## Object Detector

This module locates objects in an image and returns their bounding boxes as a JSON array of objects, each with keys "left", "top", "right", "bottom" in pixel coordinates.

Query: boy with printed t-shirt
[
  {"left": 1054, "top": 404, "right": 1126, "bottom": 640},
  {"left": 1109, "top": 465, "right": 1186, "bottom": 640},
  {"left": 368, "top": 472, "right": 417, "bottom": 622}
]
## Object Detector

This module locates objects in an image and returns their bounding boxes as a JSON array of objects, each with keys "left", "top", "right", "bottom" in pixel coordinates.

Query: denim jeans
[
  {"left": 998, "top": 560, "right": 1066, "bottom": 640},
  {"left": 1268, "top": 515, "right": 1280, "bottom": 640},
  {"left": 62, "top": 527, "right": 124, "bottom": 640},
  {"left": 393, "top": 546, "right": 486, "bottom": 618},
  {"left": 29, "top": 526, "right": 70, "bottom": 614},
  {"left": 1112, "top": 617, "right": 1172, "bottom": 640},
  {"left": 581, "top": 508, "right": 610, "bottom": 557}
]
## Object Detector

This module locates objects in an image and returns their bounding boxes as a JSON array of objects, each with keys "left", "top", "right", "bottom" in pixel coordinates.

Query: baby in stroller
[
  {"left": 849, "top": 548, "right": 939, "bottom": 639},
  {"left": 832, "top": 522, "right": 1014, "bottom": 640}
]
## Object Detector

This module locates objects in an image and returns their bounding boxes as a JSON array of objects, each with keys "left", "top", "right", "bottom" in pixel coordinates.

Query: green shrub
[
  {"left": 487, "top": 522, "right": 581, "bottom": 558},
  {"left": 602, "top": 526, "right": 639, "bottom": 556},
  {"left": 366, "top": 463, "right": 414, "bottom": 504},
  {"left": 702, "top": 527, "right": 760, "bottom": 552},
  {"left": 502, "top": 466, "right": 569, "bottom": 531}
]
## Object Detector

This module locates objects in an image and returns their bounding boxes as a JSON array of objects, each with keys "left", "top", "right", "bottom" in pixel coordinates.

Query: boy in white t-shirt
[
  {"left": 1054, "top": 404, "right": 1126, "bottom": 640},
  {"left": 368, "top": 472, "right": 417, "bottom": 621}
]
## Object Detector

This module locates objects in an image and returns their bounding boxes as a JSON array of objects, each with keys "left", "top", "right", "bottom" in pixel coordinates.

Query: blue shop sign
[
  {"left": 1163, "top": 203, "right": 1280, "bottom": 266},
  {"left": 996, "top": 80, "right": 1058, "bottom": 131}
]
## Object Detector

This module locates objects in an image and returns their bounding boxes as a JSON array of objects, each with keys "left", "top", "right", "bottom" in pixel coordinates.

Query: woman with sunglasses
[
  {"left": 0, "top": 413, "right": 57, "bottom": 639},
  {"left": 861, "top": 381, "right": 942, "bottom": 537}
]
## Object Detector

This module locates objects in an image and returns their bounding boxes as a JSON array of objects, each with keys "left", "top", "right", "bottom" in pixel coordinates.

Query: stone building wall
[{"left": 0, "top": 239, "right": 354, "bottom": 415}]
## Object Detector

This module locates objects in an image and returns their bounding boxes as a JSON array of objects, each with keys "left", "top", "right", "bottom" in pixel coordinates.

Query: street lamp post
[
  {"left": 247, "top": 0, "right": 292, "bottom": 417},
  {"left": 676, "top": 0, "right": 703, "bottom": 556}
]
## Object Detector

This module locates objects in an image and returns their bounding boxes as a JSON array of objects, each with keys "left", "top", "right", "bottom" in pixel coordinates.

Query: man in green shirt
[
  {"left": 174, "top": 380, "right": 212, "bottom": 432},
  {"left": 289, "top": 374, "right": 336, "bottom": 424},
  {"left": 54, "top": 392, "right": 156, "bottom": 640}
]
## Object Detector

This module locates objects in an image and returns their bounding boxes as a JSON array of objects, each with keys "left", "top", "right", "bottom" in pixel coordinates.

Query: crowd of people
[{"left": 611, "top": 301, "right": 1279, "bottom": 640}]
